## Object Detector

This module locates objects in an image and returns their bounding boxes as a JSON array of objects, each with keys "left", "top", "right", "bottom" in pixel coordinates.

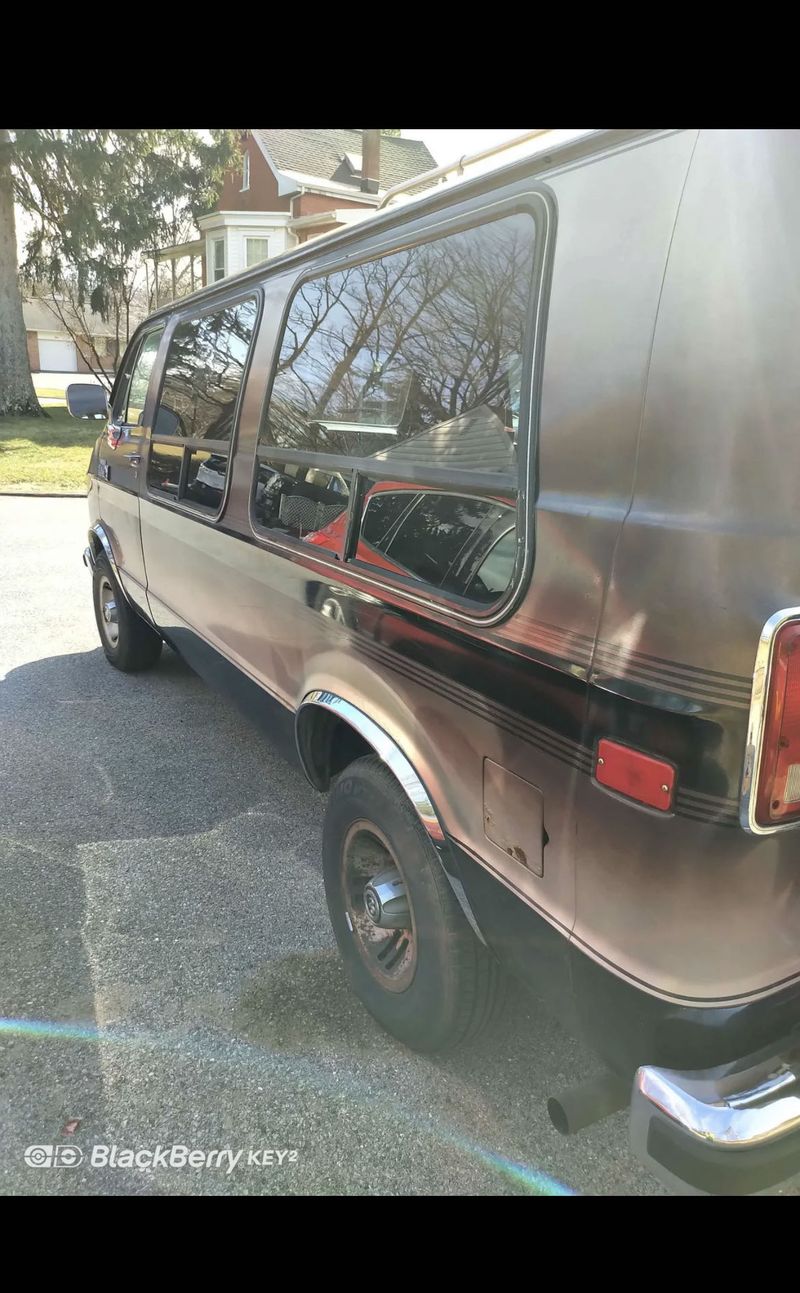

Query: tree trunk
[{"left": 0, "top": 129, "right": 41, "bottom": 417}]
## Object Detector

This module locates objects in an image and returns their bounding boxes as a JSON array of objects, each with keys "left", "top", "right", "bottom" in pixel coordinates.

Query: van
[{"left": 69, "top": 128, "right": 800, "bottom": 1195}]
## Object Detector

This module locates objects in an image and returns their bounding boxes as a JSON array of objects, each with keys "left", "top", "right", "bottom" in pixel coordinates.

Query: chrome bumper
[
  {"left": 83, "top": 545, "right": 96, "bottom": 572},
  {"left": 631, "top": 1038, "right": 800, "bottom": 1193}
]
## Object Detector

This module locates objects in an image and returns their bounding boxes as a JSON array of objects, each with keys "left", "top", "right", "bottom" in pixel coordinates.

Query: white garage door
[{"left": 38, "top": 337, "right": 78, "bottom": 371}]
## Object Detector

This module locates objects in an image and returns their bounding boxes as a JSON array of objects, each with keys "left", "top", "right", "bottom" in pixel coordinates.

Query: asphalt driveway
[{"left": 0, "top": 496, "right": 665, "bottom": 1195}]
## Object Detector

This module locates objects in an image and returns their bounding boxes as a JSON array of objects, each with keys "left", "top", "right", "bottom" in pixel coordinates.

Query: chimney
[{"left": 361, "top": 129, "right": 380, "bottom": 195}]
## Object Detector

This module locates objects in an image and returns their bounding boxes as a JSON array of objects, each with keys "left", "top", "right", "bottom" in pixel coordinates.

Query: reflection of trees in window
[
  {"left": 157, "top": 298, "right": 257, "bottom": 440},
  {"left": 261, "top": 214, "right": 535, "bottom": 456}
]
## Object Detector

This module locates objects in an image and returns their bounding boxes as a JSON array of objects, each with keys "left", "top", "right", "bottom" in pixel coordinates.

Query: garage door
[{"left": 38, "top": 338, "right": 78, "bottom": 371}]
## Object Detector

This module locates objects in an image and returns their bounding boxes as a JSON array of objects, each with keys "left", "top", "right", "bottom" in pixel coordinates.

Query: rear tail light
[{"left": 753, "top": 617, "right": 800, "bottom": 828}]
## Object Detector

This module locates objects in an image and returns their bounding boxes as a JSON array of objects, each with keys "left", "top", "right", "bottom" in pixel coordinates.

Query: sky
[{"left": 401, "top": 129, "right": 531, "bottom": 166}]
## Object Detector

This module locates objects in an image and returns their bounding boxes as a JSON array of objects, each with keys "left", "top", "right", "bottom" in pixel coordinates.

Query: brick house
[{"left": 153, "top": 130, "right": 436, "bottom": 295}]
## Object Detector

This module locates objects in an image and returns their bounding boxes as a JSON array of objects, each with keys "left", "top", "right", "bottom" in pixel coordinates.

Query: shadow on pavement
[{"left": 0, "top": 644, "right": 661, "bottom": 1195}]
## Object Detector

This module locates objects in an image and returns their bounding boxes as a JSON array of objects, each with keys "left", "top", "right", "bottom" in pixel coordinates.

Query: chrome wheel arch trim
[
  {"left": 88, "top": 523, "right": 122, "bottom": 584},
  {"left": 86, "top": 523, "right": 138, "bottom": 613},
  {"left": 296, "top": 689, "right": 486, "bottom": 943},
  {"left": 740, "top": 605, "right": 800, "bottom": 835},
  {"left": 297, "top": 690, "right": 443, "bottom": 839}
]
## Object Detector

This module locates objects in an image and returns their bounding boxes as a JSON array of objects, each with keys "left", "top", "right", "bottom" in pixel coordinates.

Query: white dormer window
[
  {"left": 241, "top": 151, "right": 250, "bottom": 192},
  {"left": 343, "top": 151, "right": 363, "bottom": 176}
]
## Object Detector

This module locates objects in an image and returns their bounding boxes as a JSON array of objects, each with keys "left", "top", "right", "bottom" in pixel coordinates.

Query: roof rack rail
[{"left": 377, "top": 129, "right": 552, "bottom": 210}]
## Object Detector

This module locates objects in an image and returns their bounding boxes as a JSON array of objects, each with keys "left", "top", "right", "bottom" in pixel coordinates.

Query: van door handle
[{"left": 124, "top": 452, "right": 142, "bottom": 467}]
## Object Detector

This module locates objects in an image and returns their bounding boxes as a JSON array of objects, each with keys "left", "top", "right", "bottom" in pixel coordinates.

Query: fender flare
[
  {"left": 296, "top": 689, "right": 486, "bottom": 943},
  {"left": 87, "top": 523, "right": 122, "bottom": 584}
]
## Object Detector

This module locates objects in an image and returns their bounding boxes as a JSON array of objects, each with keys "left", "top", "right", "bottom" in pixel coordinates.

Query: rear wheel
[
  {"left": 92, "top": 553, "right": 162, "bottom": 672},
  {"left": 323, "top": 754, "right": 504, "bottom": 1051}
]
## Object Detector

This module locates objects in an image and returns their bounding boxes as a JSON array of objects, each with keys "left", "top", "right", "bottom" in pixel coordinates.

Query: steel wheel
[
  {"left": 98, "top": 574, "right": 120, "bottom": 648},
  {"left": 323, "top": 756, "right": 505, "bottom": 1051},
  {"left": 342, "top": 819, "right": 416, "bottom": 992}
]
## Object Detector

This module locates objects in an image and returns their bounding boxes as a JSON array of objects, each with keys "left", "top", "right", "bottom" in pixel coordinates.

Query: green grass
[{"left": 0, "top": 408, "right": 98, "bottom": 494}]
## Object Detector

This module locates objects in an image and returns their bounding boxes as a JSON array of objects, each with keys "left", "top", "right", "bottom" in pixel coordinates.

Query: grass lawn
[{"left": 0, "top": 408, "right": 98, "bottom": 494}]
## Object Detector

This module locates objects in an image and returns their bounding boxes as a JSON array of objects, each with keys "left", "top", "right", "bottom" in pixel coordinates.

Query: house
[
  {"left": 152, "top": 130, "right": 437, "bottom": 297},
  {"left": 23, "top": 295, "right": 117, "bottom": 374}
]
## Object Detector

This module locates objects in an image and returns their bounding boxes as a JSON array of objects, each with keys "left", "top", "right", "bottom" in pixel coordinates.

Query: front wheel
[
  {"left": 92, "top": 553, "right": 162, "bottom": 672},
  {"left": 323, "top": 755, "right": 505, "bottom": 1052}
]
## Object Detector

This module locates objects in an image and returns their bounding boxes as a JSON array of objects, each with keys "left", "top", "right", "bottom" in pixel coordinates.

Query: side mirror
[{"left": 66, "top": 383, "right": 109, "bottom": 420}]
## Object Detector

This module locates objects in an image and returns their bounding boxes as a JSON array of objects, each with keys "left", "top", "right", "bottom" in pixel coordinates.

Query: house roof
[
  {"left": 376, "top": 407, "right": 517, "bottom": 474},
  {"left": 254, "top": 129, "right": 436, "bottom": 193},
  {"left": 22, "top": 296, "right": 116, "bottom": 337}
]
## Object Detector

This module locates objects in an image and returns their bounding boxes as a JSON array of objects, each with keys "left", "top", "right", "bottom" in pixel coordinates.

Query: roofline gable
[
  {"left": 250, "top": 131, "right": 303, "bottom": 197},
  {"left": 251, "top": 131, "right": 389, "bottom": 200}
]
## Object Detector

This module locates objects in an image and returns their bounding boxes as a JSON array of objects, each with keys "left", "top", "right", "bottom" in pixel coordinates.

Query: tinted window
[
  {"left": 253, "top": 209, "right": 537, "bottom": 610},
  {"left": 118, "top": 327, "right": 164, "bottom": 425},
  {"left": 352, "top": 484, "right": 513, "bottom": 599},
  {"left": 381, "top": 493, "right": 508, "bottom": 594},
  {"left": 148, "top": 442, "right": 182, "bottom": 497},
  {"left": 253, "top": 460, "right": 350, "bottom": 542},
  {"left": 361, "top": 490, "right": 418, "bottom": 549},
  {"left": 259, "top": 212, "right": 534, "bottom": 469},
  {"left": 185, "top": 450, "right": 228, "bottom": 512},
  {"left": 465, "top": 527, "right": 518, "bottom": 604},
  {"left": 148, "top": 295, "right": 258, "bottom": 515},
  {"left": 154, "top": 298, "right": 258, "bottom": 441}
]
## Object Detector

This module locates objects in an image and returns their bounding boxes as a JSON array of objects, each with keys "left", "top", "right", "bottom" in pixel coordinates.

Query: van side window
[
  {"left": 254, "top": 210, "right": 536, "bottom": 611},
  {"left": 114, "top": 327, "right": 164, "bottom": 426},
  {"left": 360, "top": 490, "right": 513, "bottom": 599},
  {"left": 148, "top": 295, "right": 258, "bottom": 515}
]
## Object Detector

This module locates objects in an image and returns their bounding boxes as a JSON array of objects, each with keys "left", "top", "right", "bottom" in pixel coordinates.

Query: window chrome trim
[
  {"left": 249, "top": 189, "right": 556, "bottom": 629},
  {"left": 740, "top": 605, "right": 800, "bottom": 834}
]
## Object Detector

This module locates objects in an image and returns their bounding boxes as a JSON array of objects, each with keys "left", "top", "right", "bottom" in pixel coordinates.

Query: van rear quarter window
[{"left": 253, "top": 210, "right": 537, "bottom": 610}]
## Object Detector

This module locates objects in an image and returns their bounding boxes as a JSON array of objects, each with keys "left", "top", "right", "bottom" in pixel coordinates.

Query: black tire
[
  {"left": 323, "top": 754, "right": 505, "bottom": 1052},
  {"left": 92, "top": 553, "right": 162, "bottom": 672}
]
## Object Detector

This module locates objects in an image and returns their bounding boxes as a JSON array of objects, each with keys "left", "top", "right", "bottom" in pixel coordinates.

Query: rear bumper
[{"left": 631, "top": 1036, "right": 800, "bottom": 1193}]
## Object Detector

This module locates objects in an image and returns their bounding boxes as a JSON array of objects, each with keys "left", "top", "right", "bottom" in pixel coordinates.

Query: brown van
[{"left": 69, "top": 129, "right": 800, "bottom": 1194}]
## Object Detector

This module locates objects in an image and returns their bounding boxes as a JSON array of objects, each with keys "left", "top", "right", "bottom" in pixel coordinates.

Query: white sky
[{"left": 401, "top": 129, "right": 531, "bottom": 166}]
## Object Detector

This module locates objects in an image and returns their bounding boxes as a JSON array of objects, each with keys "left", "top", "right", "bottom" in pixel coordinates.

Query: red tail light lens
[{"left": 755, "top": 620, "right": 800, "bottom": 827}]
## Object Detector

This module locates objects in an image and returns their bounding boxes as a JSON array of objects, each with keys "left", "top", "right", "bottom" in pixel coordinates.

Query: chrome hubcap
[
  {"left": 98, "top": 576, "right": 119, "bottom": 647},
  {"left": 320, "top": 597, "right": 345, "bottom": 623},
  {"left": 363, "top": 868, "right": 410, "bottom": 928},
  {"left": 343, "top": 822, "right": 416, "bottom": 992}
]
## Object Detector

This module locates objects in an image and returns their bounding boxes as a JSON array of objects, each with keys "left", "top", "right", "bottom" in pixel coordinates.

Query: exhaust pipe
[{"left": 548, "top": 1071, "right": 630, "bottom": 1136}]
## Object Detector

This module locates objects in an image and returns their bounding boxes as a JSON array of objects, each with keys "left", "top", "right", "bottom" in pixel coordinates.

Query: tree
[
  {"left": 0, "top": 129, "right": 239, "bottom": 414},
  {"left": 0, "top": 129, "right": 41, "bottom": 416}
]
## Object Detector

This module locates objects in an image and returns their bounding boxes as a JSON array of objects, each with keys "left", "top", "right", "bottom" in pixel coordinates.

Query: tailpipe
[{"left": 548, "top": 1071, "right": 630, "bottom": 1135}]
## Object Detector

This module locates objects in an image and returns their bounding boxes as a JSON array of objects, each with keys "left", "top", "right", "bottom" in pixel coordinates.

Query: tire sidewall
[
  {"left": 323, "top": 761, "right": 461, "bottom": 1050},
  {"left": 92, "top": 558, "right": 123, "bottom": 665},
  {"left": 91, "top": 555, "right": 161, "bottom": 671}
]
